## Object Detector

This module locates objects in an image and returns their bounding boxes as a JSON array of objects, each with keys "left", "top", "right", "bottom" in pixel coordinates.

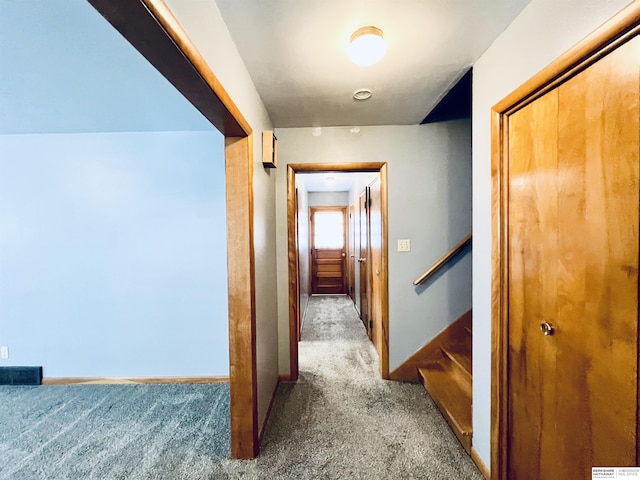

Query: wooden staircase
[
  {"left": 390, "top": 310, "right": 473, "bottom": 453},
  {"left": 417, "top": 312, "right": 472, "bottom": 453}
]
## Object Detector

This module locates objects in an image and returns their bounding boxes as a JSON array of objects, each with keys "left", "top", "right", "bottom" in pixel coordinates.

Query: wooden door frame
[
  {"left": 88, "top": 0, "right": 259, "bottom": 459},
  {"left": 287, "top": 163, "right": 389, "bottom": 380},
  {"left": 358, "top": 186, "right": 370, "bottom": 329},
  {"left": 490, "top": 4, "right": 640, "bottom": 477},
  {"left": 309, "top": 206, "right": 348, "bottom": 295},
  {"left": 348, "top": 203, "right": 356, "bottom": 301}
]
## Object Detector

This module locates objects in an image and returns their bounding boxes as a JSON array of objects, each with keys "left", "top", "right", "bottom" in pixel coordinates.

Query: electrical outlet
[
  {"left": 397, "top": 239, "right": 411, "bottom": 252},
  {"left": 0, "top": 346, "right": 8, "bottom": 359}
]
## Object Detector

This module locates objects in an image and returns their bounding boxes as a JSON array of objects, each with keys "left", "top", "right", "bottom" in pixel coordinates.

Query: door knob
[
  {"left": 342, "top": 252, "right": 346, "bottom": 257},
  {"left": 540, "top": 322, "right": 555, "bottom": 336}
]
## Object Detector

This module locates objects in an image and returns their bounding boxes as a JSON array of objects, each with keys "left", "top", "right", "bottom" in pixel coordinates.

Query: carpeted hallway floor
[
  {"left": 246, "top": 295, "right": 483, "bottom": 479},
  {"left": 0, "top": 295, "right": 482, "bottom": 479}
]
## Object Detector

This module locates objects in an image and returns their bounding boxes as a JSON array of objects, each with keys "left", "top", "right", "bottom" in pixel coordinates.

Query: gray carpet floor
[
  {"left": 0, "top": 295, "right": 482, "bottom": 479},
  {"left": 0, "top": 383, "right": 230, "bottom": 479},
  {"left": 242, "top": 295, "right": 483, "bottom": 479}
]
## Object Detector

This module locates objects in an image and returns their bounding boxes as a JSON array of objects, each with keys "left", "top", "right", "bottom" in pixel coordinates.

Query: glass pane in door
[{"left": 314, "top": 211, "right": 344, "bottom": 248}]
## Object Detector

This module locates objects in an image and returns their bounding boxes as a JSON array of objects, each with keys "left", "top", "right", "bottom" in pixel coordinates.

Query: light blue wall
[
  {"left": 0, "top": 131, "right": 228, "bottom": 377},
  {"left": 275, "top": 123, "right": 472, "bottom": 372},
  {"left": 0, "top": 0, "right": 212, "bottom": 134},
  {"left": 0, "top": 0, "right": 229, "bottom": 377}
]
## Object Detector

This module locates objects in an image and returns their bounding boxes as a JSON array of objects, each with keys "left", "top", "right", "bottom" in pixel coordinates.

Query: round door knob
[{"left": 540, "top": 322, "right": 555, "bottom": 336}]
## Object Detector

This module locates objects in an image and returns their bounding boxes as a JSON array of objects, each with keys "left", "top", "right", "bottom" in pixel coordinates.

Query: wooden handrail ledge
[{"left": 413, "top": 233, "right": 472, "bottom": 286}]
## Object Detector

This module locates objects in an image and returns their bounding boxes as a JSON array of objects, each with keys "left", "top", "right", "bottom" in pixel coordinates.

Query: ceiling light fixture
[
  {"left": 348, "top": 26, "right": 386, "bottom": 67},
  {"left": 353, "top": 89, "right": 372, "bottom": 101}
]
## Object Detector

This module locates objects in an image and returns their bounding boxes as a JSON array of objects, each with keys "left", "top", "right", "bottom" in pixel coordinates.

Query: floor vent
[{"left": 0, "top": 366, "right": 43, "bottom": 385}]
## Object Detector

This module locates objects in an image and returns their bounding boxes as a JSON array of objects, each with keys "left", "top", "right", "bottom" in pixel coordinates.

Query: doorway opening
[
  {"left": 287, "top": 163, "right": 389, "bottom": 382},
  {"left": 90, "top": 0, "right": 259, "bottom": 459}
]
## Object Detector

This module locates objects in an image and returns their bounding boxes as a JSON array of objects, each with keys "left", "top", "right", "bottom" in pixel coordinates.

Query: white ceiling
[
  {"left": 298, "top": 172, "right": 376, "bottom": 192},
  {"left": 215, "top": 0, "right": 532, "bottom": 128}
]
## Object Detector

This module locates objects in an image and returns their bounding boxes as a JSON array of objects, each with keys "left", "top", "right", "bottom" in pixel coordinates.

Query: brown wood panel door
[
  {"left": 369, "top": 178, "right": 382, "bottom": 355},
  {"left": 310, "top": 207, "right": 347, "bottom": 294},
  {"left": 358, "top": 188, "right": 370, "bottom": 336},
  {"left": 348, "top": 203, "right": 356, "bottom": 301},
  {"left": 506, "top": 37, "right": 639, "bottom": 479}
]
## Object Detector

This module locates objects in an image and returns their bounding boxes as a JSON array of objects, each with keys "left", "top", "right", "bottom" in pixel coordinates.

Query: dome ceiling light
[{"left": 348, "top": 26, "right": 386, "bottom": 67}]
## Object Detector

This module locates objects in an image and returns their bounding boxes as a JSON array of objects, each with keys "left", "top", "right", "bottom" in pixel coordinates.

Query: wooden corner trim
[
  {"left": 379, "top": 163, "right": 390, "bottom": 380},
  {"left": 142, "top": 0, "right": 252, "bottom": 135},
  {"left": 471, "top": 447, "right": 490, "bottom": 480}
]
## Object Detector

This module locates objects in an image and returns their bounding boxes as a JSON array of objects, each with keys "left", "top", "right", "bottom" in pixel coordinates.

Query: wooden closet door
[{"left": 507, "top": 36, "right": 639, "bottom": 479}]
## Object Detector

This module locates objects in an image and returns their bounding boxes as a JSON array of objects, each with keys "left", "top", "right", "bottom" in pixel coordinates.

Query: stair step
[
  {"left": 461, "top": 311, "right": 472, "bottom": 334},
  {"left": 441, "top": 343, "right": 472, "bottom": 377},
  {"left": 437, "top": 348, "right": 471, "bottom": 398},
  {"left": 418, "top": 364, "right": 472, "bottom": 453}
]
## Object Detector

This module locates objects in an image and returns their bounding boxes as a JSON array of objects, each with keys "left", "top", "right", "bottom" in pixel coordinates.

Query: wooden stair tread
[
  {"left": 441, "top": 343, "right": 472, "bottom": 377},
  {"left": 418, "top": 364, "right": 472, "bottom": 453}
]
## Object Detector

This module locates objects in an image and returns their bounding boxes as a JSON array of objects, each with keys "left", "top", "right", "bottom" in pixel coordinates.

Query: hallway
[{"left": 246, "top": 295, "right": 482, "bottom": 479}]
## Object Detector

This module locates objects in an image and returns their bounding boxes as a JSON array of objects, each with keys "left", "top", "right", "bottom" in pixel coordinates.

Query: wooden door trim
[
  {"left": 491, "top": 3, "right": 640, "bottom": 477},
  {"left": 494, "top": 3, "right": 640, "bottom": 116},
  {"left": 287, "top": 163, "right": 389, "bottom": 380},
  {"left": 88, "top": 0, "right": 258, "bottom": 459},
  {"left": 348, "top": 203, "right": 356, "bottom": 301}
]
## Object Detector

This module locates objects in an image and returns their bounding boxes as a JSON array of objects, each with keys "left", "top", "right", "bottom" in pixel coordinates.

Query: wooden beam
[
  {"left": 87, "top": 0, "right": 251, "bottom": 137},
  {"left": 288, "top": 162, "right": 385, "bottom": 173},
  {"left": 226, "top": 136, "right": 258, "bottom": 459}
]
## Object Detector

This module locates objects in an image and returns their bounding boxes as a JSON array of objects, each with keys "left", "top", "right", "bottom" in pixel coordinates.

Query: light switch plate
[
  {"left": 0, "top": 347, "right": 8, "bottom": 359},
  {"left": 397, "top": 239, "right": 411, "bottom": 252}
]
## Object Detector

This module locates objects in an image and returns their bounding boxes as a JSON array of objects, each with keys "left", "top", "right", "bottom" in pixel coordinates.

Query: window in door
[{"left": 310, "top": 207, "right": 347, "bottom": 295}]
